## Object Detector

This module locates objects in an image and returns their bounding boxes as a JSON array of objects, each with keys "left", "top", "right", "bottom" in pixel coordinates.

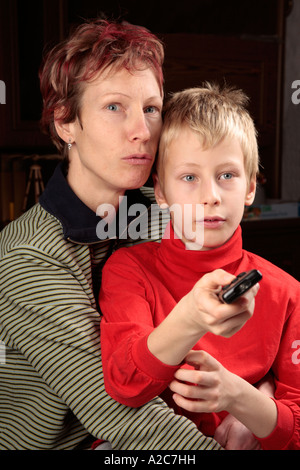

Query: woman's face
[{"left": 60, "top": 66, "right": 163, "bottom": 208}]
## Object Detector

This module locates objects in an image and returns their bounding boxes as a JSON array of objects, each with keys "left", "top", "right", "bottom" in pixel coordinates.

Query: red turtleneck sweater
[{"left": 100, "top": 224, "right": 300, "bottom": 450}]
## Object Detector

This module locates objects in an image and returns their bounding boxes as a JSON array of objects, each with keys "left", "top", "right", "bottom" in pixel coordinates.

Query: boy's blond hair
[{"left": 157, "top": 83, "right": 259, "bottom": 188}]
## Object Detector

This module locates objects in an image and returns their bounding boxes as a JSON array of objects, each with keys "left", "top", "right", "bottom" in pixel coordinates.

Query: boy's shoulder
[{"left": 244, "top": 249, "right": 299, "bottom": 288}]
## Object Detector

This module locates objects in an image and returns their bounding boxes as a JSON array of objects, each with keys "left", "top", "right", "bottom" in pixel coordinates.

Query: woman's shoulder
[{"left": 1, "top": 204, "right": 63, "bottom": 257}]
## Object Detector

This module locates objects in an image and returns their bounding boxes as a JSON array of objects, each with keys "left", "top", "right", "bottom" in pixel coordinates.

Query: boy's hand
[
  {"left": 147, "top": 269, "right": 259, "bottom": 366},
  {"left": 184, "top": 269, "right": 258, "bottom": 338},
  {"left": 169, "top": 349, "right": 277, "bottom": 440},
  {"left": 169, "top": 350, "right": 239, "bottom": 414}
]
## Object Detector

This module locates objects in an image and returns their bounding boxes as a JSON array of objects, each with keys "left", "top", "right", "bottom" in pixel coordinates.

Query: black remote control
[{"left": 219, "top": 269, "right": 262, "bottom": 304}]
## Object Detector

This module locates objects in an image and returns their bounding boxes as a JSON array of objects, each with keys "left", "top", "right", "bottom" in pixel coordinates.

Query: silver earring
[{"left": 68, "top": 139, "right": 72, "bottom": 150}]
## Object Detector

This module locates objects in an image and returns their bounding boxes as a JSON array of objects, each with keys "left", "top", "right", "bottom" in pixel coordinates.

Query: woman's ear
[
  {"left": 152, "top": 173, "right": 169, "bottom": 209},
  {"left": 54, "top": 108, "right": 75, "bottom": 144},
  {"left": 245, "top": 177, "right": 257, "bottom": 206}
]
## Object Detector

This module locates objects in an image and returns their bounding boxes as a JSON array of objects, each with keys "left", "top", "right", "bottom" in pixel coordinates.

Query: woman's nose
[{"left": 128, "top": 110, "right": 151, "bottom": 142}]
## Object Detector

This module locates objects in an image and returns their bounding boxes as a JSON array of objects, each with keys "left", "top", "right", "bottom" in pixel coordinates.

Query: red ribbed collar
[{"left": 158, "top": 223, "right": 243, "bottom": 276}]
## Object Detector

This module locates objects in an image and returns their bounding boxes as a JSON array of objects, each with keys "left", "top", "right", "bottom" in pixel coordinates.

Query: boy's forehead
[
  {"left": 166, "top": 126, "right": 203, "bottom": 156},
  {"left": 165, "top": 131, "right": 245, "bottom": 165},
  {"left": 167, "top": 126, "right": 202, "bottom": 149}
]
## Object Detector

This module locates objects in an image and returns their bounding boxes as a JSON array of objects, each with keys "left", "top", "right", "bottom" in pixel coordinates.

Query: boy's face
[{"left": 154, "top": 127, "right": 256, "bottom": 250}]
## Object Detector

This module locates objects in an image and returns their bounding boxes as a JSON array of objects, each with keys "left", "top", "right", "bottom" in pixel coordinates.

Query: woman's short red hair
[{"left": 39, "top": 19, "right": 164, "bottom": 155}]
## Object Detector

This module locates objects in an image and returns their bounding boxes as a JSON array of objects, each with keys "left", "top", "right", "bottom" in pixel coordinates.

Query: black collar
[{"left": 39, "top": 163, "right": 151, "bottom": 244}]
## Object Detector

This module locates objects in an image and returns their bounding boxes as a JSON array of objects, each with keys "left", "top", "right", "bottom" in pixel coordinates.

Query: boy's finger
[
  {"left": 184, "top": 349, "right": 219, "bottom": 371},
  {"left": 196, "top": 269, "right": 236, "bottom": 293},
  {"left": 171, "top": 369, "right": 216, "bottom": 392}
]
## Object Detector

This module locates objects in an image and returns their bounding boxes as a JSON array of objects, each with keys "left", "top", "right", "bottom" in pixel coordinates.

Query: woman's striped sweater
[{"left": 0, "top": 164, "right": 220, "bottom": 450}]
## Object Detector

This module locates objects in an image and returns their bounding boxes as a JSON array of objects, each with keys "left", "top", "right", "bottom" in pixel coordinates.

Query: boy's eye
[
  {"left": 221, "top": 173, "right": 233, "bottom": 180},
  {"left": 183, "top": 175, "right": 195, "bottom": 182}
]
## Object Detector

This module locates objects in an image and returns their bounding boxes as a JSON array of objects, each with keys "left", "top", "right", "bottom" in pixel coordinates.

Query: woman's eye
[
  {"left": 107, "top": 104, "right": 119, "bottom": 111},
  {"left": 183, "top": 175, "right": 195, "bottom": 182},
  {"left": 144, "top": 106, "right": 160, "bottom": 114}
]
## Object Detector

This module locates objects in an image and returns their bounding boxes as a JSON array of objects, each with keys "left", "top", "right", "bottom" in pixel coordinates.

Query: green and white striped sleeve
[{"left": 0, "top": 244, "right": 220, "bottom": 450}]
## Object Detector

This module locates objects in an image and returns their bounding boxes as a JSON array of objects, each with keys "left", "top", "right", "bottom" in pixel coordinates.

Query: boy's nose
[{"left": 200, "top": 180, "right": 221, "bottom": 205}]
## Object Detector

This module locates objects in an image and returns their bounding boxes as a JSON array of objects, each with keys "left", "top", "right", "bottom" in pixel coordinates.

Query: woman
[
  {"left": 0, "top": 19, "right": 255, "bottom": 450},
  {"left": 0, "top": 18, "right": 217, "bottom": 450}
]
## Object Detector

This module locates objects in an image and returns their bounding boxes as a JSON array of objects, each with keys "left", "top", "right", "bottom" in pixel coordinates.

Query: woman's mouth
[{"left": 122, "top": 154, "right": 153, "bottom": 165}]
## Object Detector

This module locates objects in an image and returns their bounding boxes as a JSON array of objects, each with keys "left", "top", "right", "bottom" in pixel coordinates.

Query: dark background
[
  {"left": 0, "top": 0, "right": 289, "bottom": 195},
  {"left": 0, "top": 0, "right": 299, "bottom": 280}
]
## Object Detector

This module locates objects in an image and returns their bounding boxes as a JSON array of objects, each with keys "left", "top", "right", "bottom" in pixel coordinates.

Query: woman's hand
[{"left": 214, "top": 414, "right": 261, "bottom": 450}]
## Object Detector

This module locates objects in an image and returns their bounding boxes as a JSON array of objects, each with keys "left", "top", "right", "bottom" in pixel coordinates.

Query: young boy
[{"left": 99, "top": 83, "right": 300, "bottom": 450}]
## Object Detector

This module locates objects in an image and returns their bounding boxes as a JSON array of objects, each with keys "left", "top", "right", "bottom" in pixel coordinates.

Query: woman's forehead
[{"left": 80, "top": 65, "right": 163, "bottom": 102}]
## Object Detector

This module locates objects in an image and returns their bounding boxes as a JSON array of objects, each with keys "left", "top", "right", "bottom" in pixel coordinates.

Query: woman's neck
[{"left": 66, "top": 162, "right": 125, "bottom": 214}]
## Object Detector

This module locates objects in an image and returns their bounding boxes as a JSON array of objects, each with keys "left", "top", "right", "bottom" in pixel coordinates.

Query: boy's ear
[
  {"left": 245, "top": 178, "right": 257, "bottom": 206},
  {"left": 152, "top": 173, "right": 169, "bottom": 209}
]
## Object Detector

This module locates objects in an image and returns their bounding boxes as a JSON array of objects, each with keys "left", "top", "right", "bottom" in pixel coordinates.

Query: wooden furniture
[
  {"left": 162, "top": 31, "right": 284, "bottom": 199},
  {"left": 22, "top": 164, "right": 45, "bottom": 211},
  {"left": 0, "top": 0, "right": 289, "bottom": 198},
  {"left": 0, "top": 0, "right": 66, "bottom": 151}
]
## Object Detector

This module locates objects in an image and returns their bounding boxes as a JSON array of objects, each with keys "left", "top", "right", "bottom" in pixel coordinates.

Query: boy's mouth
[
  {"left": 204, "top": 219, "right": 225, "bottom": 228},
  {"left": 197, "top": 217, "right": 225, "bottom": 228}
]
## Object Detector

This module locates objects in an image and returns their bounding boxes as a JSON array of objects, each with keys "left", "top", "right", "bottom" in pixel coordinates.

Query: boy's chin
[{"left": 184, "top": 240, "right": 205, "bottom": 251}]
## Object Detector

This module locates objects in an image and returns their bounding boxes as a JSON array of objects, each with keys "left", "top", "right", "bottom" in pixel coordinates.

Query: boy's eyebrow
[
  {"left": 171, "top": 159, "right": 244, "bottom": 171},
  {"left": 172, "top": 162, "right": 202, "bottom": 169}
]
